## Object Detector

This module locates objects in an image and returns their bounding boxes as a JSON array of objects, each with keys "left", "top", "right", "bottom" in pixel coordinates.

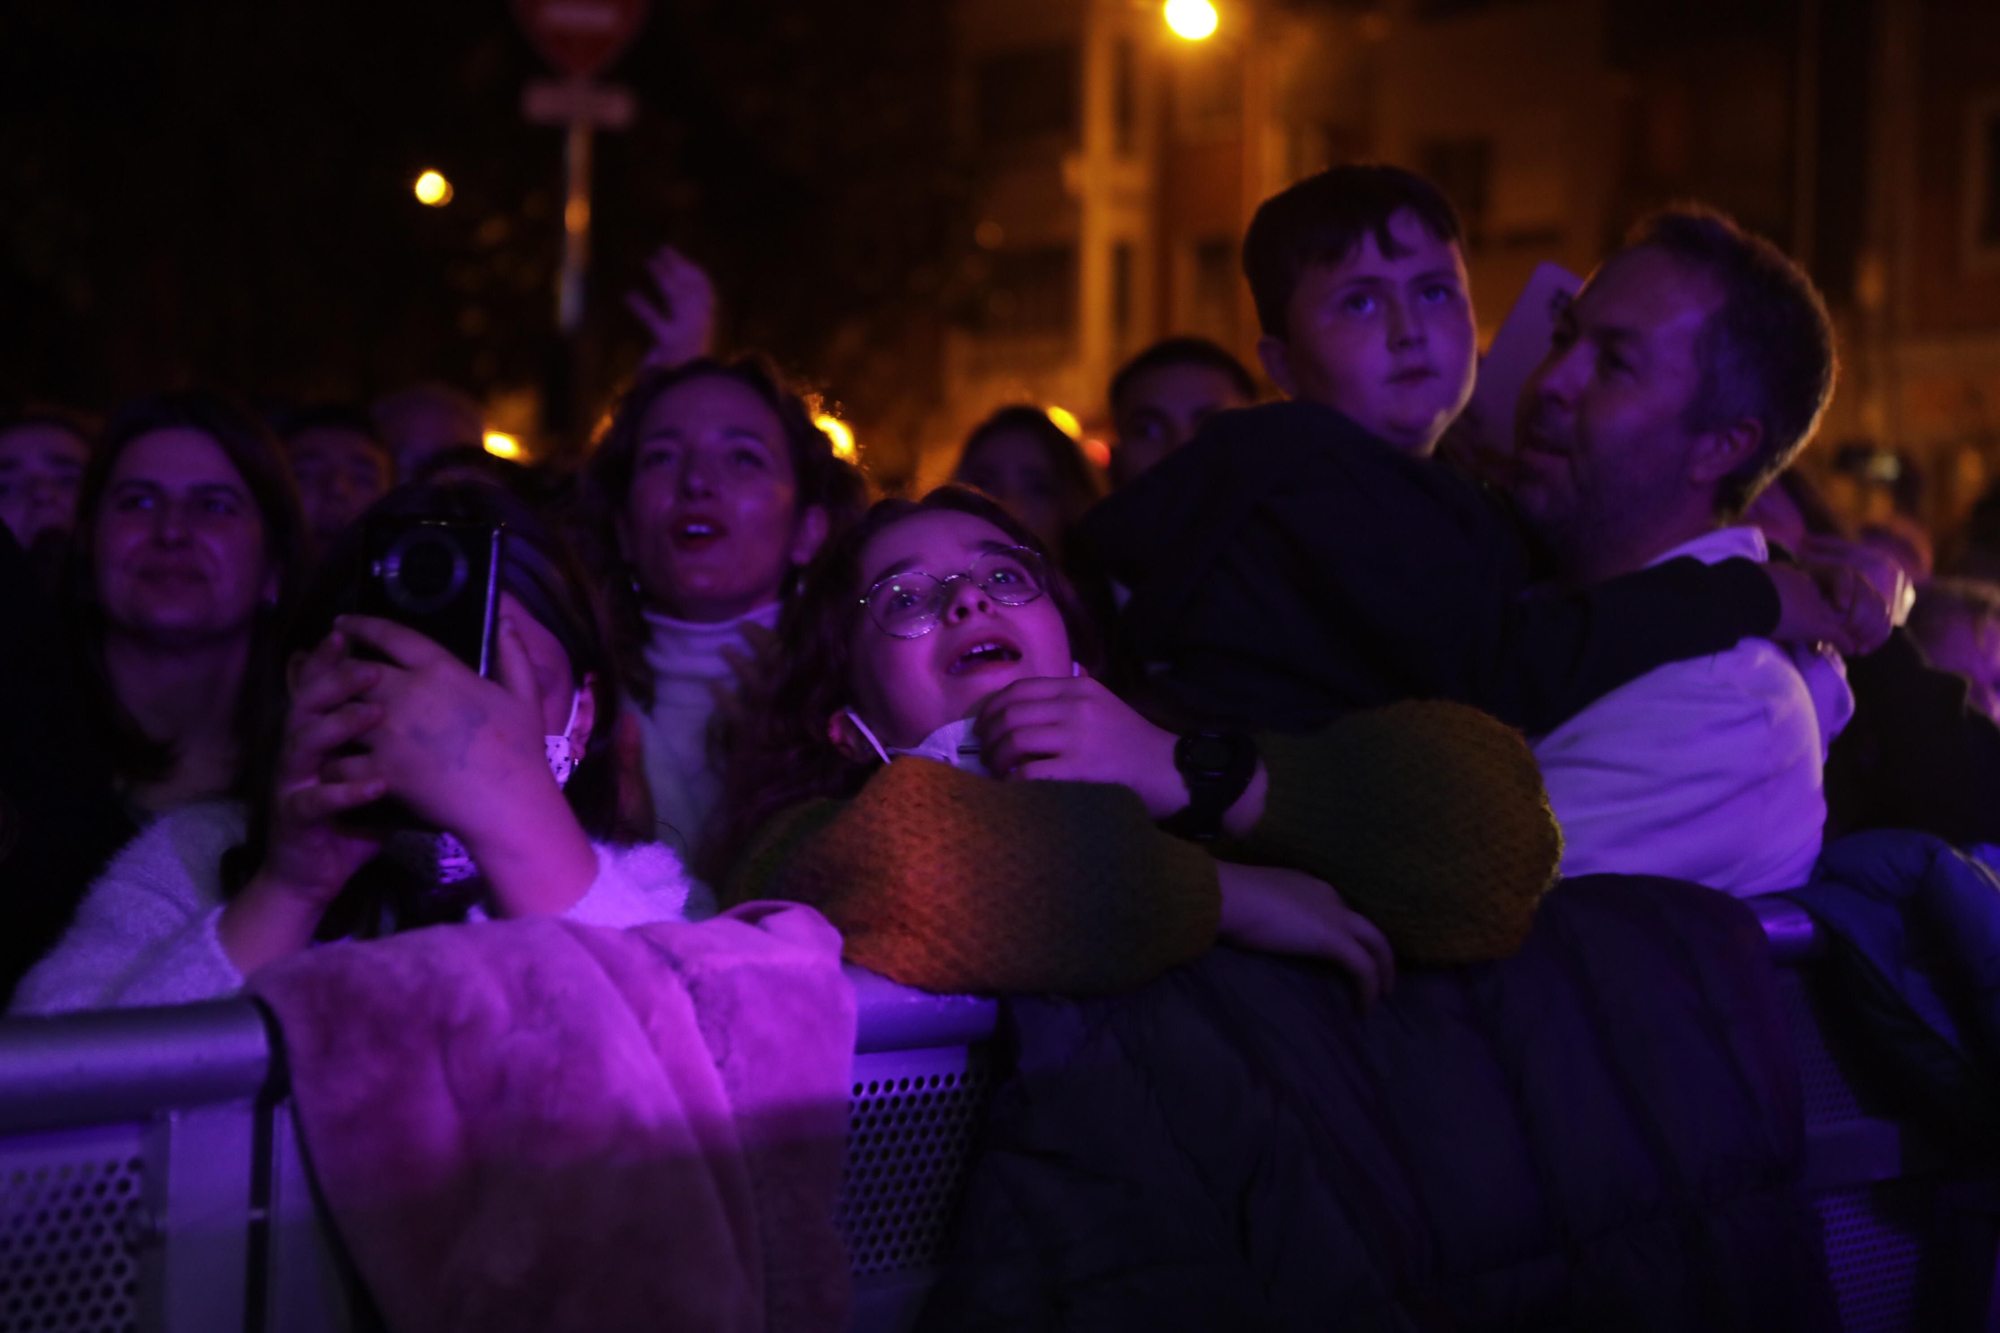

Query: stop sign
[{"left": 515, "top": 0, "right": 650, "bottom": 81}]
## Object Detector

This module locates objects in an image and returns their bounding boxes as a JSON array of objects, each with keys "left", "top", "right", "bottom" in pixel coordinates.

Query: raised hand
[
  {"left": 628, "top": 245, "right": 716, "bottom": 371},
  {"left": 217, "top": 631, "right": 390, "bottom": 975},
  {"left": 329, "top": 609, "right": 599, "bottom": 916},
  {"left": 1768, "top": 560, "right": 1894, "bottom": 657},
  {"left": 974, "top": 674, "right": 1183, "bottom": 817}
]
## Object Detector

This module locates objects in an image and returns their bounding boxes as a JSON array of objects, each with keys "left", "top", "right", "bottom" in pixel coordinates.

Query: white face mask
[
  {"left": 841, "top": 664, "right": 1081, "bottom": 780},
  {"left": 845, "top": 711, "right": 990, "bottom": 777},
  {"left": 392, "top": 687, "right": 589, "bottom": 887},
  {"left": 543, "top": 688, "right": 586, "bottom": 788}
]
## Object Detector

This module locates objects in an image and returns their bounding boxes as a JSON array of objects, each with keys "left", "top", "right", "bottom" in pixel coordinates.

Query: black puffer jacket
[{"left": 917, "top": 875, "right": 1837, "bottom": 1332}]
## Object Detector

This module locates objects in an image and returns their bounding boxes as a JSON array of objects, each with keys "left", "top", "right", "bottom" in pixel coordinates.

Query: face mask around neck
[
  {"left": 840, "top": 665, "right": 1080, "bottom": 779},
  {"left": 389, "top": 686, "right": 589, "bottom": 888}
]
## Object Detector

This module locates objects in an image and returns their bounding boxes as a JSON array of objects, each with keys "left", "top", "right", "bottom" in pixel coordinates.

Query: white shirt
[
  {"left": 1532, "top": 527, "right": 1855, "bottom": 898},
  {"left": 628, "top": 602, "right": 781, "bottom": 863}
]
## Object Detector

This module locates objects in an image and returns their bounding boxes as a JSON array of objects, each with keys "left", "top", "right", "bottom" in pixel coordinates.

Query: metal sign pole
[{"left": 558, "top": 117, "right": 593, "bottom": 336}]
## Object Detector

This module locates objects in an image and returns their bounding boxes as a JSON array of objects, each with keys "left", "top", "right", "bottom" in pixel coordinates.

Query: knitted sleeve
[
  {"left": 1219, "top": 700, "right": 1563, "bottom": 963},
  {"left": 722, "top": 758, "right": 1220, "bottom": 995}
]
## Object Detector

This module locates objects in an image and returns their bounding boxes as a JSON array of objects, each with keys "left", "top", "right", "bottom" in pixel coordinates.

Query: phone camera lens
[{"left": 381, "top": 527, "right": 469, "bottom": 616}]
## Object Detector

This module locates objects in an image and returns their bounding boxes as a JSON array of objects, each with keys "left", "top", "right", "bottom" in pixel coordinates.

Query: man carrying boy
[
  {"left": 1508, "top": 208, "right": 1856, "bottom": 896},
  {"left": 1079, "top": 165, "right": 1888, "bottom": 736}
]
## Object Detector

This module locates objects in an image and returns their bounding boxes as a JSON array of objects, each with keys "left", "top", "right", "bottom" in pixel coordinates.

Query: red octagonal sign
[{"left": 515, "top": 0, "right": 650, "bottom": 81}]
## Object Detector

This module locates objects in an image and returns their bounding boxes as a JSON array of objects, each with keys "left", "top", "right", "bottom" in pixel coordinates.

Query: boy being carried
[{"left": 1080, "top": 165, "right": 1888, "bottom": 735}]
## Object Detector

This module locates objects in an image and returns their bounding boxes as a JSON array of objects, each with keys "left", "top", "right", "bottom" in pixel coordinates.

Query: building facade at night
[{"left": 934, "top": 0, "right": 2000, "bottom": 540}]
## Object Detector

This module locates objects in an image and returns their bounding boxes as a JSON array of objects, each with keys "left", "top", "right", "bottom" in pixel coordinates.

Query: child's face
[
  {"left": 845, "top": 510, "right": 1073, "bottom": 748},
  {"left": 1259, "top": 208, "right": 1476, "bottom": 455},
  {"left": 1112, "top": 362, "right": 1253, "bottom": 487}
]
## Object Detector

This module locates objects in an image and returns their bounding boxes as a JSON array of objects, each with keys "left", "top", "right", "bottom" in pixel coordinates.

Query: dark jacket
[
  {"left": 1787, "top": 830, "right": 2000, "bottom": 1142},
  {"left": 1824, "top": 629, "right": 2000, "bottom": 845},
  {"left": 917, "top": 874, "right": 1836, "bottom": 1333},
  {"left": 1079, "top": 400, "right": 1781, "bottom": 734}
]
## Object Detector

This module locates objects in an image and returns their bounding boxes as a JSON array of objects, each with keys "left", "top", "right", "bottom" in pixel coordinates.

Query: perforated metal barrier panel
[
  {"left": 836, "top": 1045, "right": 992, "bottom": 1278},
  {"left": 0, "top": 1125, "right": 146, "bottom": 1333}
]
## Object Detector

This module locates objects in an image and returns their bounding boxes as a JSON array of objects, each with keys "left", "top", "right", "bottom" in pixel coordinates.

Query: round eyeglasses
[{"left": 859, "top": 546, "right": 1049, "bottom": 639}]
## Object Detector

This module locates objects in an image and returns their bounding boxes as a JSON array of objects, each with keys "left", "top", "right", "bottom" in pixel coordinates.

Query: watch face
[{"left": 1183, "top": 735, "right": 1236, "bottom": 775}]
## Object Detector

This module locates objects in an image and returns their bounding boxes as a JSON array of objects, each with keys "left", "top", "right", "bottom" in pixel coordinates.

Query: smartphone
[
  {"left": 343, "top": 518, "right": 503, "bottom": 832},
  {"left": 356, "top": 518, "right": 503, "bottom": 675}
]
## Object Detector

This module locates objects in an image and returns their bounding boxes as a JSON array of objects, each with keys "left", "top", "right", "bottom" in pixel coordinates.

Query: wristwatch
[{"left": 1160, "top": 732, "right": 1259, "bottom": 842}]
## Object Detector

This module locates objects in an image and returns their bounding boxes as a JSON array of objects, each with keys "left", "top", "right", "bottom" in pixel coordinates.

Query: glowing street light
[
  {"left": 1164, "top": 0, "right": 1218, "bottom": 40},
  {"left": 815, "top": 414, "right": 858, "bottom": 462},
  {"left": 482, "top": 430, "right": 522, "bottom": 459},
  {"left": 413, "top": 170, "right": 454, "bottom": 206},
  {"left": 1045, "top": 405, "right": 1083, "bottom": 439}
]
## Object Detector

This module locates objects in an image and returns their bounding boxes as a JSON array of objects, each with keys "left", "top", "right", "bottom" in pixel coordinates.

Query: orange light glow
[
  {"left": 413, "top": 170, "right": 453, "bottom": 206},
  {"left": 1165, "top": 0, "right": 1218, "bottom": 40},
  {"left": 815, "top": 414, "right": 857, "bottom": 462},
  {"left": 482, "top": 431, "right": 521, "bottom": 460}
]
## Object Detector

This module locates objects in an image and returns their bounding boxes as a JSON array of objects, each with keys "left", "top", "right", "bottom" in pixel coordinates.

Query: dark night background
[{"left": 0, "top": 0, "right": 965, "bottom": 441}]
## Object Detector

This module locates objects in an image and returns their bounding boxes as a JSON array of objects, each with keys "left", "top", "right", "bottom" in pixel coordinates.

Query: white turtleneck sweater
[{"left": 629, "top": 602, "right": 781, "bottom": 863}]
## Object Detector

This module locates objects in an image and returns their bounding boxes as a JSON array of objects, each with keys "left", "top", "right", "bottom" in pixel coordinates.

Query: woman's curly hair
[{"left": 704, "top": 485, "right": 1100, "bottom": 882}]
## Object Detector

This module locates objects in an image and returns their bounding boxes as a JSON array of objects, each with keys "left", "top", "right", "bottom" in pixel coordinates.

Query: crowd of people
[{"left": 3, "top": 161, "right": 1997, "bottom": 1039}]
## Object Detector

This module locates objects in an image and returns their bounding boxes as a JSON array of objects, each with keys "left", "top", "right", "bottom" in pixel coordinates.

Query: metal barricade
[
  {"left": 1748, "top": 896, "right": 2000, "bottom": 1333},
  {"left": 0, "top": 966, "right": 999, "bottom": 1333}
]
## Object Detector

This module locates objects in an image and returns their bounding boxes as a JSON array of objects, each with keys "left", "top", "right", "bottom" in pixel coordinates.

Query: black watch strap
[{"left": 1160, "top": 731, "right": 1258, "bottom": 842}]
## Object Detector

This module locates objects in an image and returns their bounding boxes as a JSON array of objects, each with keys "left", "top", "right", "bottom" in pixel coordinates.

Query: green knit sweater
[{"left": 724, "top": 700, "right": 1561, "bottom": 993}]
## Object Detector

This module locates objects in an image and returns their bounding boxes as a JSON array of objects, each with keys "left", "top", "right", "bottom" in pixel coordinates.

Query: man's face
[
  {"left": 1510, "top": 247, "right": 1726, "bottom": 559},
  {"left": 288, "top": 426, "right": 392, "bottom": 547},
  {"left": 1258, "top": 209, "right": 1476, "bottom": 454},
  {"left": 1111, "top": 362, "right": 1251, "bottom": 487}
]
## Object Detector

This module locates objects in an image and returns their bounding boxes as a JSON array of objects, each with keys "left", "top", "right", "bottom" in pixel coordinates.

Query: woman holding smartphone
[{"left": 13, "top": 484, "right": 708, "bottom": 1016}]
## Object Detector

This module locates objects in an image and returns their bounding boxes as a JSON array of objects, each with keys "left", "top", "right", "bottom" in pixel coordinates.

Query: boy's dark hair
[
  {"left": 1623, "top": 207, "right": 1836, "bottom": 519},
  {"left": 1108, "top": 337, "right": 1258, "bottom": 415},
  {"left": 1242, "top": 164, "right": 1464, "bottom": 338}
]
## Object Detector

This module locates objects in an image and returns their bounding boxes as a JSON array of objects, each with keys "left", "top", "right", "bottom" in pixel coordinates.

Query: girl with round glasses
[{"left": 712, "top": 486, "right": 1562, "bottom": 1000}]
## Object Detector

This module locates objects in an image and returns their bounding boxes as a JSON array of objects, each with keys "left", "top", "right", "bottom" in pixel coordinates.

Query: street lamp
[
  {"left": 1164, "top": 0, "right": 1218, "bottom": 40},
  {"left": 413, "top": 170, "right": 454, "bottom": 206}
]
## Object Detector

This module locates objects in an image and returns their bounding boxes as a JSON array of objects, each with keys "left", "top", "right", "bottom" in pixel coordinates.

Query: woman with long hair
[
  {"left": 587, "top": 354, "right": 867, "bottom": 870},
  {"left": 66, "top": 391, "right": 310, "bottom": 823}
]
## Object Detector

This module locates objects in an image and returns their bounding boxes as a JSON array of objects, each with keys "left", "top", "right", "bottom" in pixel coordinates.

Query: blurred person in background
[
  {"left": 1751, "top": 467, "right": 2000, "bottom": 846},
  {"left": 951, "top": 406, "right": 1103, "bottom": 562},
  {"left": 1107, "top": 337, "right": 1257, "bottom": 490},
  {"left": 12, "top": 483, "right": 706, "bottom": 1015},
  {"left": 66, "top": 392, "right": 309, "bottom": 827},
  {"left": 282, "top": 405, "right": 395, "bottom": 553},
  {"left": 371, "top": 383, "right": 484, "bottom": 480},
  {"left": 588, "top": 355, "right": 866, "bottom": 870},
  {"left": 0, "top": 409, "right": 93, "bottom": 588},
  {"left": 1905, "top": 579, "right": 2000, "bottom": 727}
]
